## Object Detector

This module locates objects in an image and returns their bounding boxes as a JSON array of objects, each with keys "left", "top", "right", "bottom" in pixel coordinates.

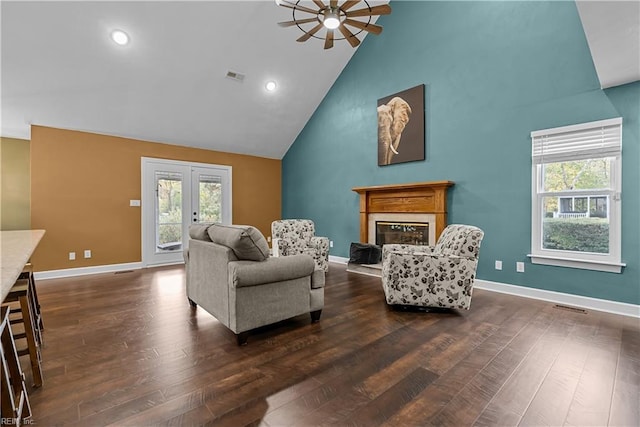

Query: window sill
[{"left": 528, "top": 254, "right": 625, "bottom": 273}]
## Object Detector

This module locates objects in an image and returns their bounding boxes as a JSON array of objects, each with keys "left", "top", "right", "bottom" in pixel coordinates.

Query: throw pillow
[
  {"left": 189, "top": 223, "right": 214, "bottom": 241},
  {"left": 207, "top": 224, "right": 270, "bottom": 261}
]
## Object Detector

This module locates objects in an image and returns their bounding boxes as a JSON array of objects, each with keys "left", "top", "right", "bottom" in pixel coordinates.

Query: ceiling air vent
[{"left": 225, "top": 70, "right": 245, "bottom": 82}]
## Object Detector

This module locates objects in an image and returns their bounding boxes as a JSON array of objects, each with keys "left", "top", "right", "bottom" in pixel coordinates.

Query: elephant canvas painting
[{"left": 377, "top": 84, "right": 425, "bottom": 166}]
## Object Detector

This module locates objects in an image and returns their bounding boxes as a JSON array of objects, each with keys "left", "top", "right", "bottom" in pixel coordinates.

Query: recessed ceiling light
[
  {"left": 265, "top": 81, "right": 277, "bottom": 92},
  {"left": 111, "top": 30, "right": 129, "bottom": 46}
]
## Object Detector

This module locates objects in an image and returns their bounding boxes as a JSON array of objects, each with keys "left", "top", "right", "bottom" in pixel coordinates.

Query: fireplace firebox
[{"left": 376, "top": 221, "right": 429, "bottom": 246}]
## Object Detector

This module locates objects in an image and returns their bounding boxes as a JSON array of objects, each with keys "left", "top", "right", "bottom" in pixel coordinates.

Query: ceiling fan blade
[
  {"left": 312, "top": 0, "right": 326, "bottom": 9},
  {"left": 343, "top": 18, "right": 383, "bottom": 35},
  {"left": 345, "top": 4, "right": 392, "bottom": 17},
  {"left": 297, "top": 22, "right": 325, "bottom": 42},
  {"left": 324, "top": 29, "right": 334, "bottom": 49},
  {"left": 278, "top": 0, "right": 323, "bottom": 15},
  {"left": 339, "top": 1, "right": 360, "bottom": 12},
  {"left": 338, "top": 24, "right": 361, "bottom": 47},
  {"left": 278, "top": 17, "right": 319, "bottom": 27}
]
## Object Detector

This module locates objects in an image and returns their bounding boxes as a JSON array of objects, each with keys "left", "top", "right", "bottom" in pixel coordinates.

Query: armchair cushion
[{"left": 207, "top": 224, "right": 270, "bottom": 261}]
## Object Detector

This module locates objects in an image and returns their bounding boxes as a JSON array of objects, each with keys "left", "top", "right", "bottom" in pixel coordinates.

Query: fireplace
[
  {"left": 376, "top": 221, "right": 429, "bottom": 246},
  {"left": 352, "top": 181, "right": 454, "bottom": 244},
  {"left": 349, "top": 181, "right": 454, "bottom": 276}
]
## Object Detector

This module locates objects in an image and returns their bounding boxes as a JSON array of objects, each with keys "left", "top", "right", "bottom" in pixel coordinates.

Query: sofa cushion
[
  {"left": 189, "top": 223, "right": 213, "bottom": 241},
  {"left": 207, "top": 224, "right": 270, "bottom": 261}
]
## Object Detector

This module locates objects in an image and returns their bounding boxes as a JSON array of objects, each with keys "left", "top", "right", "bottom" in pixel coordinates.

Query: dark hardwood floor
[{"left": 22, "top": 263, "right": 640, "bottom": 426}]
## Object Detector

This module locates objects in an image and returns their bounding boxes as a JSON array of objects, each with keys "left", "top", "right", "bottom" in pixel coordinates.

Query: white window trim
[{"left": 529, "top": 118, "right": 625, "bottom": 273}]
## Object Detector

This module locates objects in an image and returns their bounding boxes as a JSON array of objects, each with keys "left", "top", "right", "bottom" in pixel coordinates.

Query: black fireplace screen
[{"left": 376, "top": 221, "right": 429, "bottom": 246}]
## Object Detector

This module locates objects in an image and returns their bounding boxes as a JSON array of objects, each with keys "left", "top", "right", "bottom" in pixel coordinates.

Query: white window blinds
[{"left": 531, "top": 117, "right": 622, "bottom": 164}]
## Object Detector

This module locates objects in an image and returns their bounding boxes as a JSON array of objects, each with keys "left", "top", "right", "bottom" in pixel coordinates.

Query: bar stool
[
  {"left": 1, "top": 305, "right": 32, "bottom": 424},
  {"left": 2, "top": 279, "right": 43, "bottom": 388},
  {"left": 18, "top": 262, "right": 43, "bottom": 343}
]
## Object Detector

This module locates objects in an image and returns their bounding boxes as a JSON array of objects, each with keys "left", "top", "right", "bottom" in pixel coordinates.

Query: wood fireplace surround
[{"left": 352, "top": 181, "right": 454, "bottom": 245}]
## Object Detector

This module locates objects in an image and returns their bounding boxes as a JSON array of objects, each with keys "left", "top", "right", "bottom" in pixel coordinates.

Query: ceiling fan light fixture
[{"left": 323, "top": 9, "right": 340, "bottom": 30}]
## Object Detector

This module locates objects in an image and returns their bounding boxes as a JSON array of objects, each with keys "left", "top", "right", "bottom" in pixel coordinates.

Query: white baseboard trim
[
  {"left": 475, "top": 279, "right": 640, "bottom": 318},
  {"left": 329, "top": 255, "right": 349, "bottom": 265},
  {"left": 35, "top": 262, "right": 144, "bottom": 280}
]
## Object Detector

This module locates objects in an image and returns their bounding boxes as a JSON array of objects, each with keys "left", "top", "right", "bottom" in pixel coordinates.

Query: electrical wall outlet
[
  {"left": 495, "top": 260, "right": 502, "bottom": 270},
  {"left": 84, "top": 249, "right": 92, "bottom": 259},
  {"left": 69, "top": 252, "right": 76, "bottom": 260},
  {"left": 129, "top": 199, "right": 141, "bottom": 207},
  {"left": 516, "top": 261, "right": 525, "bottom": 272},
  {"left": 329, "top": 240, "right": 334, "bottom": 248},
  {"left": 267, "top": 236, "right": 271, "bottom": 243}
]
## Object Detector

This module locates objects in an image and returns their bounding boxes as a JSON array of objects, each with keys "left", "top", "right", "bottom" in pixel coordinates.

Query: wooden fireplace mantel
[{"left": 352, "top": 181, "right": 454, "bottom": 243}]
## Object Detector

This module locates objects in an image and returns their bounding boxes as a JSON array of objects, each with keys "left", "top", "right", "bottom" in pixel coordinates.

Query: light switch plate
[{"left": 130, "top": 200, "right": 141, "bottom": 207}]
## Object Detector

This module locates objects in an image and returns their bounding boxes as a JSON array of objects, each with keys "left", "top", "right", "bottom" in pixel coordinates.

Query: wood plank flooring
[{"left": 21, "top": 264, "right": 640, "bottom": 426}]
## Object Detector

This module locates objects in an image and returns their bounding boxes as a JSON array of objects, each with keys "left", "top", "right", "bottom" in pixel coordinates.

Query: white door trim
[{"left": 141, "top": 157, "right": 232, "bottom": 267}]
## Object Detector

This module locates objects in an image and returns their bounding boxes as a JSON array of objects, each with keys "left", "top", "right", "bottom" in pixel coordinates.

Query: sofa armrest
[
  {"left": 230, "top": 254, "right": 315, "bottom": 288},
  {"left": 311, "top": 269, "right": 325, "bottom": 289}
]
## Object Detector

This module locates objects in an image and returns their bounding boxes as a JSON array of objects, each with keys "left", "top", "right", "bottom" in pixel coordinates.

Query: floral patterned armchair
[
  {"left": 271, "top": 219, "right": 329, "bottom": 272},
  {"left": 381, "top": 224, "right": 484, "bottom": 310}
]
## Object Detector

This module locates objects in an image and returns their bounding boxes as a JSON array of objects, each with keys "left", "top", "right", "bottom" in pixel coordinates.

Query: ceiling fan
[{"left": 276, "top": 0, "right": 392, "bottom": 50}]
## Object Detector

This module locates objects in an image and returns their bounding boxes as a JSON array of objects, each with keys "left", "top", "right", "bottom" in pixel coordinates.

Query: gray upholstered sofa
[{"left": 185, "top": 223, "right": 324, "bottom": 345}]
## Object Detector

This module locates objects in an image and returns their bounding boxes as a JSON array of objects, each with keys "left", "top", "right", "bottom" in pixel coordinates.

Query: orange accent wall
[{"left": 30, "top": 126, "right": 281, "bottom": 271}]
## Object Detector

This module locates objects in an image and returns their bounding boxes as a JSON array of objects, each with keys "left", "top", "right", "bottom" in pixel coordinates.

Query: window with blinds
[{"left": 528, "top": 118, "right": 625, "bottom": 273}]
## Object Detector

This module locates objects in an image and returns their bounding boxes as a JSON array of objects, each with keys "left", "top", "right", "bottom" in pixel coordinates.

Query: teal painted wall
[{"left": 282, "top": 1, "right": 640, "bottom": 305}]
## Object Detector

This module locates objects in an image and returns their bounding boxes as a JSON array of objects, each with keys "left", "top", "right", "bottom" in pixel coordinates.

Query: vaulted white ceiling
[
  {"left": 1, "top": 1, "right": 637, "bottom": 159},
  {"left": 576, "top": 0, "right": 640, "bottom": 89},
  {"left": 1, "top": 1, "right": 378, "bottom": 159}
]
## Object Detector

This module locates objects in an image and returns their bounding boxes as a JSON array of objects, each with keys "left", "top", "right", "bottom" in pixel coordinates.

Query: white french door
[{"left": 142, "top": 158, "right": 231, "bottom": 266}]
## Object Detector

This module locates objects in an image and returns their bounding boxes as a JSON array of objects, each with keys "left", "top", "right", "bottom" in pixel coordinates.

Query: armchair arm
[
  {"left": 310, "top": 236, "right": 329, "bottom": 252},
  {"left": 382, "top": 244, "right": 434, "bottom": 264},
  {"left": 187, "top": 239, "right": 237, "bottom": 324},
  {"left": 271, "top": 238, "right": 290, "bottom": 257},
  {"left": 229, "top": 254, "right": 315, "bottom": 288},
  {"left": 310, "top": 236, "right": 330, "bottom": 272}
]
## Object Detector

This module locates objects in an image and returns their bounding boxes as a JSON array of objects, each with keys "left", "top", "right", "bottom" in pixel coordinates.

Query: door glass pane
[
  {"left": 541, "top": 196, "right": 609, "bottom": 254},
  {"left": 198, "top": 175, "right": 222, "bottom": 224},
  {"left": 156, "top": 172, "right": 183, "bottom": 252}
]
